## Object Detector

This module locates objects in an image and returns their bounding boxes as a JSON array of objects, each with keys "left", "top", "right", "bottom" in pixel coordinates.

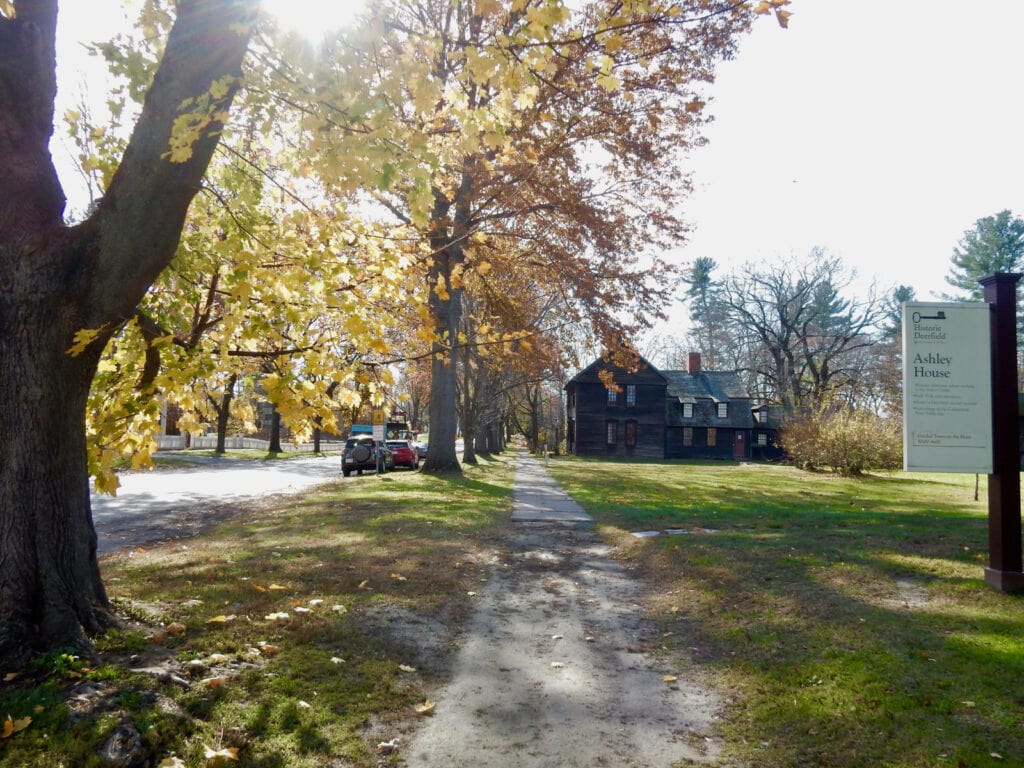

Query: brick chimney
[{"left": 687, "top": 352, "right": 702, "bottom": 373}]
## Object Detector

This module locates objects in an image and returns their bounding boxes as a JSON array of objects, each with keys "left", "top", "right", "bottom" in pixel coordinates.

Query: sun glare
[{"left": 262, "top": 0, "right": 368, "bottom": 42}]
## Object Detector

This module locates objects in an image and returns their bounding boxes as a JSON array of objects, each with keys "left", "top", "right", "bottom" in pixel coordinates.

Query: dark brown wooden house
[
  {"left": 564, "top": 356, "right": 668, "bottom": 459},
  {"left": 663, "top": 353, "right": 754, "bottom": 459},
  {"left": 751, "top": 403, "right": 787, "bottom": 460},
  {"left": 565, "top": 353, "right": 776, "bottom": 460}
]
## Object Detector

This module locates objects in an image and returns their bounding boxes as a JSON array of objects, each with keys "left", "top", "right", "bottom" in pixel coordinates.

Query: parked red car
[{"left": 386, "top": 440, "right": 420, "bottom": 470}]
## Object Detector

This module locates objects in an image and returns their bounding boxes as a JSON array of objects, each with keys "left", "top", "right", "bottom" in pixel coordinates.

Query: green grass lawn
[
  {"left": 0, "top": 456, "right": 515, "bottom": 768},
  {"left": 547, "top": 458, "right": 1023, "bottom": 768},
  {"left": 2, "top": 456, "right": 1021, "bottom": 767}
]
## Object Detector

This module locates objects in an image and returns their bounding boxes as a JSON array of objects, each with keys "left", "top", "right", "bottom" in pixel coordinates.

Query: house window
[
  {"left": 607, "top": 388, "right": 618, "bottom": 405},
  {"left": 625, "top": 420, "right": 637, "bottom": 447},
  {"left": 626, "top": 384, "right": 636, "bottom": 406},
  {"left": 606, "top": 421, "right": 618, "bottom": 445},
  {"left": 682, "top": 403, "right": 693, "bottom": 418},
  {"left": 757, "top": 432, "right": 768, "bottom": 447},
  {"left": 682, "top": 427, "right": 693, "bottom": 447},
  {"left": 716, "top": 402, "right": 728, "bottom": 419},
  {"left": 707, "top": 427, "right": 717, "bottom": 447}
]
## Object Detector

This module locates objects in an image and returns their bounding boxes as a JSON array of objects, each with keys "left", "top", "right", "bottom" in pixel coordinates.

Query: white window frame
[{"left": 716, "top": 402, "right": 728, "bottom": 419}]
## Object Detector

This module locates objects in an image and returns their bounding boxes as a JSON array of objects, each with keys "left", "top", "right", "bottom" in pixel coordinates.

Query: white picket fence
[{"left": 154, "top": 435, "right": 343, "bottom": 452}]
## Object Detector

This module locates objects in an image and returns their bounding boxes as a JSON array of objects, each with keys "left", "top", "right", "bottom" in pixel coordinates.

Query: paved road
[{"left": 92, "top": 454, "right": 345, "bottom": 555}]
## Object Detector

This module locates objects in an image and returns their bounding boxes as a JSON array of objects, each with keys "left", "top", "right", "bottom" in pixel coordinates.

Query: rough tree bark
[
  {"left": 422, "top": 170, "right": 474, "bottom": 474},
  {"left": 0, "top": 0, "right": 254, "bottom": 668}
]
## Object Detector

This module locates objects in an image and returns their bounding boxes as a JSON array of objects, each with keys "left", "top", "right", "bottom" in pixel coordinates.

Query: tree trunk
[
  {"left": 268, "top": 410, "right": 283, "bottom": 453},
  {"left": 0, "top": 295, "right": 113, "bottom": 666},
  {"left": 424, "top": 287, "right": 462, "bottom": 471},
  {"left": 214, "top": 375, "right": 237, "bottom": 455},
  {"left": 0, "top": 0, "right": 254, "bottom": 668},
  {"left": 422, "top": 173, "right": 474, "bottom": 474},
  {"left": 461, "top": 407, "right": 478, "bottom": 465}
]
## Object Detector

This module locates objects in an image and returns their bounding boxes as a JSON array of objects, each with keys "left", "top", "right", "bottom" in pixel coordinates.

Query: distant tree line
[{"left": 658, "top": 209, "right": 1024, "bottom": 474}]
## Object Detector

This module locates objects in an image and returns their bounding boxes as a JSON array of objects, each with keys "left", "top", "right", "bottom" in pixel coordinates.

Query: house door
[{"left": 733, "top": 431, "right": 746, "bottom": 459}]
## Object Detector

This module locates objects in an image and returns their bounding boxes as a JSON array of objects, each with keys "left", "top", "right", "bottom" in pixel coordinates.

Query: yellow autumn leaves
[{"left": 1, "top": 713, "right": 31, "bottom": 740}]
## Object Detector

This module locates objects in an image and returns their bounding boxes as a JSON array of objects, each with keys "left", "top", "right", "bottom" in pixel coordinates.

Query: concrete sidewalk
[
  {"left": 510, "top": 453, "right": 594, "bottom": 524},
  {"left": 402, "top": 453, "right": 721, "bottom": 767}
]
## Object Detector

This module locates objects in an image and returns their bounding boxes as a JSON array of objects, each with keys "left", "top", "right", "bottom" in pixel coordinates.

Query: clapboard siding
[{"left": 565, "top": 358, "right": 667, "bottom": 459}]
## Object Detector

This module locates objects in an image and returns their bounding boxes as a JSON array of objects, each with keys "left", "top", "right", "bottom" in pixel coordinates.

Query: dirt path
[{"left": 401, "top": 456, "right": 722, "bottom": 767}]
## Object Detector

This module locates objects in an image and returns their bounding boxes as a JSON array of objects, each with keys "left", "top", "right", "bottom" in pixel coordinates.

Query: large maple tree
[
  {"left": 303, "top": 0, "right": 781, "bottom": 472},
  {"left": 0, "top": 0, "right": 255, "bottom": 667},
  {"left": 0, "top": 0, "right": 788, "bottom": 666}
]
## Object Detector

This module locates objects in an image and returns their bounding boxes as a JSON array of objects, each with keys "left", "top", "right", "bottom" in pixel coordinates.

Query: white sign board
[{"left": 903, "top": 302, "right": 992, "bottom": 473}]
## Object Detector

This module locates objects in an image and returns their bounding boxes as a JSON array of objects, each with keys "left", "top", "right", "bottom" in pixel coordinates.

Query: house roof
[
  {"left": 565, "top": 354, "right": 668, "bottom": 387},
  {"left": 663, "top": 370, "right": 749, "bottom": 403},
  {"left": 663, "top": 370, "right": 754, "bottom": 428}
]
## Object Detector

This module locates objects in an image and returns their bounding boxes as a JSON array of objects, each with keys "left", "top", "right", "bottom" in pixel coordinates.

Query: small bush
[{"left": 781, "top": 406, "right": 902, "bottom": 475}]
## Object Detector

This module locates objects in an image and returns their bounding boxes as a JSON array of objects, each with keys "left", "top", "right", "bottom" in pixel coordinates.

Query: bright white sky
[
  {"left": 677, "top": 0, "right": 1024, "bottom": 308},
  {"left": 54, "top": 1, "right": 1024, "bottom": 311}
]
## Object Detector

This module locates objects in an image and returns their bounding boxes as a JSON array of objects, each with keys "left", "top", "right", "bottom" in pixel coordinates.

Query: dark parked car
[
  {"left": 342, "top": 436, "right": 394, "bottom": 477},
  {"left": 386, "top": 440, "right": 419, "bottom": 470},
  {"left": 414, "top": 441, "right": 428, "bottom": 458}
]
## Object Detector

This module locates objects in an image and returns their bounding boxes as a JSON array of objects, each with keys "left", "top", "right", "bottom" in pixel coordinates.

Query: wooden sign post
[{"left": 980, "top": 273, "right": 1024, "bottom": 592}]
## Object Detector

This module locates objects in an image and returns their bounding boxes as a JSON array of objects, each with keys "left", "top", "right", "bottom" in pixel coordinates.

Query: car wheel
[
  {"left": 357, "top": 469, "right": 363, "bottom": 476},
  {"left": 343, "top": 469, "right": 351, "bottom": 477}
]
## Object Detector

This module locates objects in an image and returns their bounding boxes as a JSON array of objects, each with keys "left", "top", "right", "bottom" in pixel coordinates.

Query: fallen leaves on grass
[
  {"left": 399, "top": 664, "right": 417, "bottom": 673},
  {"left": 377, "top": 738, "right": 400, "bottom": 754},
  {"left": 203, "top": 745, "right": 239, "bottom": 762},
  {"left": 205, "top": 615, "right": 236, "bottom": 624},
  {"left": 1, "top": 714, "right": 31, "bottom": 739},
  {"left": 157, "top": 758, "right": 186, "bottom": 768},
  {"left": 265, "top": 612, "right": 290, "bottom": 621},
  {"left": 663, "top": 675, "right": 678, "bottom": 684}
]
